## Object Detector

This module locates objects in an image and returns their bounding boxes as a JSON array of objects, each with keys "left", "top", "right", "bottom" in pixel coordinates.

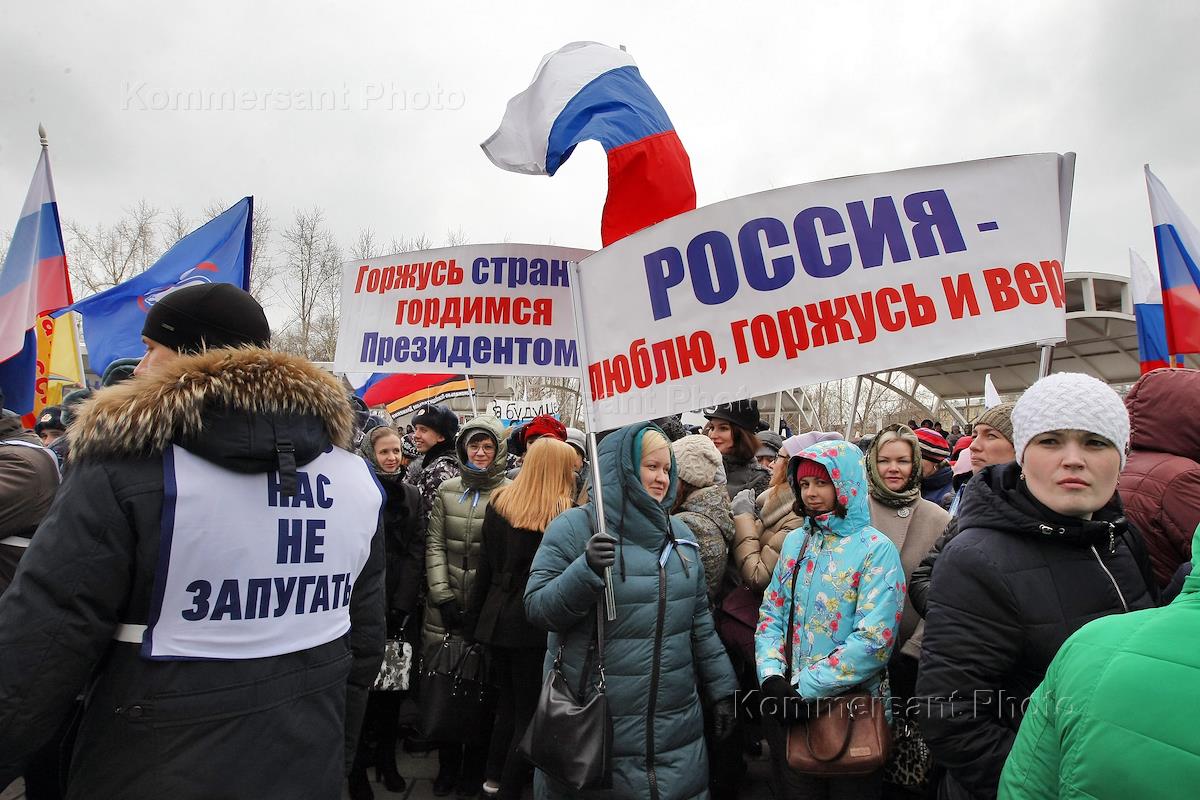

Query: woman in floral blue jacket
[{"left": 755, "top": 439, "right": 905, "bottom": 799}]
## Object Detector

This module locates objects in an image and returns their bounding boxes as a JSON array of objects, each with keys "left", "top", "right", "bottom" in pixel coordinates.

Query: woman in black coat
[
  {"left": 915, "top": 373, "right": 1157, "bottom": 800},
  {"left": 353, "top": 426, "right": 426, "bottom": 799},
  {"left": 465, "top": 437, "right": 579, "bottom": 799}
]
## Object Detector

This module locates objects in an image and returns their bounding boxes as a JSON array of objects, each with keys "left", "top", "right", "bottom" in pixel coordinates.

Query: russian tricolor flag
[
  {"left": 1146, "top": 165, "right": 1200, "bottom": 355},
  {"left": 1129, "top": 248, "right": 1181, "bottom": 373},
  {"left": 0, "top": 148, "right": 73, "bottom": 415},
  {"left": 482, "top": 41, "right": 696, "bottom": 246}
]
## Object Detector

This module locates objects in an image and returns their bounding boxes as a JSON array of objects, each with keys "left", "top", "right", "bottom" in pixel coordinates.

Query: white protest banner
[
  {"left": 574, "top": 153, "right": 1075, "bottom": 430},
  {"left": 488, "top": 396, "right": 559, "bottom": 427},
  {"left": 334, "top": 244, "right": 591, "bottom": 378}
]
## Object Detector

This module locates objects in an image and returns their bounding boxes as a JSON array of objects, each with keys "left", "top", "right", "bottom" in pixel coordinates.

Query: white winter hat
[
  {"left": 671, "top": 434, "right": 723, "bottom": 488},
  {"left": 1012, "top": 372, "right": 1130, "bottom": 469}
]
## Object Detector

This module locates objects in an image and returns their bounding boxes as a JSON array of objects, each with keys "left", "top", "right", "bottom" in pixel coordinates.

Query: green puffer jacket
[
  {"left": 525, "top": 421, "right": 737, "bottom": 800},
  {"left": 423, "top": 416, "right": 510, "bottom": 651},
  {"left": 999, "top": 526, "right": 1200, "bottom": 798}
]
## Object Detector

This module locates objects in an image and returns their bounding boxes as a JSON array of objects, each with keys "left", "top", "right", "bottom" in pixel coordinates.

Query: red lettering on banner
[
  {"left": 902, "top": 284, "right": 937, "bottom": 326},
  {"left": 750, "top": 314, "right": 781, "bottom": 358},
  {"left": 1014, "top": 262, "right": 1048, "bottom": 305},
  {"left": 983, "top": 267, "right": 1018, "bottom": 312},
  {"left": 941, "top": 274, "right": 980, "bottom": 320},
  {"left": 876, "top": 287, "right": 906, "bottom": 331},
  {"left": 1040, "top": 260, "right": 1065, "bottom": 308},
  {"left": 777, "top": 307, "right": 810, "bottom": 357},
  {"left": 731, "top": 319, "right": 752, "bottom": 364}
]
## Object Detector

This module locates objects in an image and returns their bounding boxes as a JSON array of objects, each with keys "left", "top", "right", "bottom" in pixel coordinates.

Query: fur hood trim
[{"left": 70, "top": 347, "right": 353, "bottom": 461}]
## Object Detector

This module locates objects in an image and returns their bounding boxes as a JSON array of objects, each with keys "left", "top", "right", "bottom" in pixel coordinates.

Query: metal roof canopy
[{"left": 759, "top": 273, "right": 1199, "bottom": 432}]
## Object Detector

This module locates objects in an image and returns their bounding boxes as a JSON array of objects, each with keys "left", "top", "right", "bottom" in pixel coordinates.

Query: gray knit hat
[
  {"left": 1012, "top": 373, "right": 1129, "bottom": 469},
  {"left": 974, "top": 402, "right": 1016, "bottom": 444},
  {"left": 671, "top": 434, "right": 723, "bottom": 488}
]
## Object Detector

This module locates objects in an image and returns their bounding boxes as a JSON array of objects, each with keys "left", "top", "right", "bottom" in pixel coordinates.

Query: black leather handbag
[
  {"left": 419, "top": 634, "right": 493, "bottom": 743},
  {"left": 518, "top": 603, "right": 612, "bottom": 790}
]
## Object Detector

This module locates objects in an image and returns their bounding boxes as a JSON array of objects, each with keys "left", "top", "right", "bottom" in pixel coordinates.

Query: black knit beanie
[{"left": 142, "top": 283, "right": 270, "bottom": 354}]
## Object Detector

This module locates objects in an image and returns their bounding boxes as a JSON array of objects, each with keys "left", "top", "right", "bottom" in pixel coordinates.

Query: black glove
[
  {"left": 438, "top": 599, "right": 463, "bottom": 631},
  {"left": 711, "top": 696, "right": 736, "bottom": 742},
  {"left": 761, "top": 676, "right": 804, "bottom": 721},
  {"left": 388, "top": 609, "right": 410, "bottom": 634},
  {"left": 585, "top": 532, "right": 617, "bottom": 576}
]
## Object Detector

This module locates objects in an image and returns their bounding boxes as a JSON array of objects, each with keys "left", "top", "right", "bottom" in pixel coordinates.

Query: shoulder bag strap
[
  {"left": 594, "top": 601, "right": 606, "bottom": 692},
  {"left": 783, "top": 531, "right": 813, "bottom": 684}
]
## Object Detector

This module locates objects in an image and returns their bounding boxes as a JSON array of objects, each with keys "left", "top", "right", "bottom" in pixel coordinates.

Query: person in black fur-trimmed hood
[
  {"left": 915, "top": 373, "right": 1157, "bottom": 800},
  {"left": 0, "top": 283, "right": 386, "bottom": 800}
]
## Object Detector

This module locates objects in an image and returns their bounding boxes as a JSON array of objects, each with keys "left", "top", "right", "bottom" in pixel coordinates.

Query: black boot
[
  {"left": 375, "top": 734, "right": 406, "bottom": 793},
  {"left": 348, "top": 765, "right": 374, "bottom": 800}
]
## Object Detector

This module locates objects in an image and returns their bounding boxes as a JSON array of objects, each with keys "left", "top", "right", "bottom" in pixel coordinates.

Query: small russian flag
[
  {"left": 0, "top": 147, "right": 73, "bottom": 416},
  {"left": 482, "top": 41, "right": 696, "bottom": 246},
  {"left": 1129, "top": 248, "right": 1181, "bottom": 373},
  {"left": 1146, "top": 165, "right": 1200, "bottom": 355}
]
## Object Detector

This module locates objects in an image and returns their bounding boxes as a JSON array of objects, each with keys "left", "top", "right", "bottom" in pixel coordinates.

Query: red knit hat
[
  {"left": 792, "top": 457, "right": 831, "bottom": 482},
  {"left": 915, "top": 428, "right": 951, "bottom": 463},
  {"left": 523, "top": 414, "right": 567, "bottom": 443}
]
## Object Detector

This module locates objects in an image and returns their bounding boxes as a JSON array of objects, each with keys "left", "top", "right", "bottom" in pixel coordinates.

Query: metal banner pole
[
  {"left": 567, "top": 260, "right": 616, "bottom": 621},
  {"left": 1038, "top": 343, "right": 1056, "bottom": 378},
  {"left": 844, "top": 376, "right": 863, "bottom": 440},
  {"left": 465, "top": 373, "right": 479, "bottom": 416}
]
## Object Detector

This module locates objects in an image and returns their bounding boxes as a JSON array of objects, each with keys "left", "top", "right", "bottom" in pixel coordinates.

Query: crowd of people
[{"left": 1, "top": 283, "right": 1199, "bottom": 799}]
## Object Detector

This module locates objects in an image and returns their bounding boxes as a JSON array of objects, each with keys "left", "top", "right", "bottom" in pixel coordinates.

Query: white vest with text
[{"left": 141, "top": 444, "right": 383, "bottom": 660}]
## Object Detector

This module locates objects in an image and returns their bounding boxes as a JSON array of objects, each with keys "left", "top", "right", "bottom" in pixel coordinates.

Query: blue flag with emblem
[{"left": 54, "top": 197, "right": 253, "bottom": 374}]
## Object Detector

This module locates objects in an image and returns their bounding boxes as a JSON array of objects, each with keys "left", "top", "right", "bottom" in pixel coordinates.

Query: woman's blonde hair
[{"left": 488, "top": 437, "right": 577, "bottom": 531}]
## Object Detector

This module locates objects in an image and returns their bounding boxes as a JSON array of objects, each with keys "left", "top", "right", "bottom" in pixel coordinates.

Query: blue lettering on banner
[
  {"left": 182, "top": 579, "right": 211, "bottom": 621},
  {"left": 277, "top": 519, "right": 325, "bottom": 564},
  {"left": 643, "top": 188, "right": 969, "bottom": 319},
  {"left": 295, "top": 575, "right": 318, "bottom": 614},
  {"left": 273, "top": 576, "right": 297, "bottom": 617},
  {"left": 268, "top": 471, "right": 336, "bottom": 509},
  {"left": 310, "top": 575, "right": 331, "bottom": 612},
  {"left": 210, "top": 579, "right": 243, "bottom": 621},
  {"left": 358, "top": 333, "right": 579, "bottom": 369},
  {"left": 472, "top": 256, "right": 573, "bottom": 288},
  {"left": 179, "top": 572, "right": 357, "bottom": 622}
]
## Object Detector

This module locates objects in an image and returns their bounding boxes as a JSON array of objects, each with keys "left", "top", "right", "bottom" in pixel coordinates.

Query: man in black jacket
[{"left": 0, "top": 284, "right": 386, "bottom": 799}]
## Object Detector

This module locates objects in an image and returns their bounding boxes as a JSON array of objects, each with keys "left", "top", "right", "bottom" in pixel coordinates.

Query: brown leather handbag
[{"left": 782, "top": 537, "right": 891, "bottom": 776}]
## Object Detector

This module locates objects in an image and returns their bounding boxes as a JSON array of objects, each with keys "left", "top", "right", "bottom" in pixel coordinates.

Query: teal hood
[
  {"left": 595, "top": 421, "right": 678, "bottom": 551},
  {"left": 787, "top": 438, "right": 871, "bottom": 538}
]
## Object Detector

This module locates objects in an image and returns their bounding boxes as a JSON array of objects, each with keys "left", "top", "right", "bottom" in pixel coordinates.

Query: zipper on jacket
[
  {"left": 646, "top": 562, "right": 666, "bottom": 800},
  {"left": 1090, "top": 545, "right": 1129, "bottom": 612}
]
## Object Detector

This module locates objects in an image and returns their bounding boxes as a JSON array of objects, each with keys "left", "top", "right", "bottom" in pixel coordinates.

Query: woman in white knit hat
[{"left": 915, "top": 373, "right": 1157, "bottom": 800}]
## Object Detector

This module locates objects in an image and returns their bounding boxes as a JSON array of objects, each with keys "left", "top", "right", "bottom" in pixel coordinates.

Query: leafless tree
[
  {"left": 65, "top": 200, "right": 162, "bottom": 296},
  {"left": 276, "top": 207, "right": 341, "bottom": 360},
  {"left": 351, "top": 228, "right": 382, "bottom": 261},
  {"left": 163, "top": 207, "right": 192, "bottom": 249},
  {"left": 386, "top": 233, "right": 434, "bottom": 255},
  {"left": 203, "top": 198, "right": 275, "bottom": 303},
  {"left": 445, "top": 226, "right": 467, "bottom": 247}
]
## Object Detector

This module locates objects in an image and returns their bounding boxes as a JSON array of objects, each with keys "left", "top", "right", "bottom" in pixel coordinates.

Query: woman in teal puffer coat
[
  {"left": 524, "top": 421, "right": 738, "bottom": 800},
  {"left": 755, "top": 439, "right": 905, "bottom": 799}
]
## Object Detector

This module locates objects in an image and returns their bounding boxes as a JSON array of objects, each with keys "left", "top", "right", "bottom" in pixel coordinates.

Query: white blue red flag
[
  {"left": 1129, "top": 247, "right": 1181, "bottom": 373},
  {"left": 482, "top": 41, "right": 696, "bottom": 246},
  {"left": 1145, "top": 165, "right": 1200, "bottom": 355},
  {"left": 0, "top": 149, "right": 73, "bottom": 416},
  {"left": 56, "top": 198, "right": 253, "bottom": 374}
]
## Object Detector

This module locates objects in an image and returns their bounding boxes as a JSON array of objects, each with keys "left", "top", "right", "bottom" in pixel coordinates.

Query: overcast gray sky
[{"left": 3, "top": 1, "right": 1198, "bottom": 285}]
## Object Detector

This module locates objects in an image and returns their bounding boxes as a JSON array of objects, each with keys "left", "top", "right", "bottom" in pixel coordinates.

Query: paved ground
[{"left": 2, "top": 742, "right": 774, "bottom": 799}]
